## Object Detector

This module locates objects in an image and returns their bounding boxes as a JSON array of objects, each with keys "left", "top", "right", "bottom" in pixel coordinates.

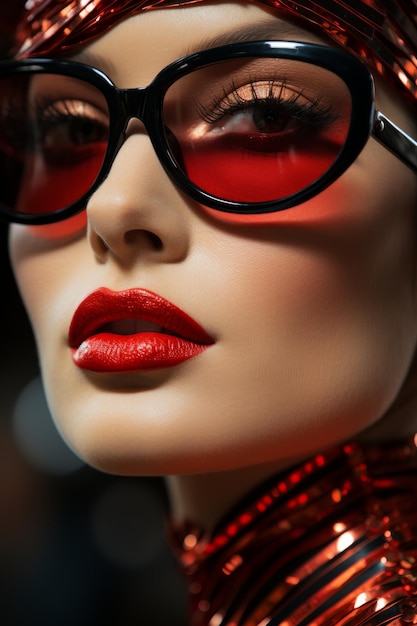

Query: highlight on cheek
[
  {"left": 197, "top": 170, "right": 357, "bottom": 226},
  {"left": 28, "top": 211, "right": 87, "bottom": 239}
]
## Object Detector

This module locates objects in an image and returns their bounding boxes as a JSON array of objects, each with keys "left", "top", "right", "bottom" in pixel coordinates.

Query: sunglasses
[{"left": 0, "top": 41, "right": 416, "bottom": 225}]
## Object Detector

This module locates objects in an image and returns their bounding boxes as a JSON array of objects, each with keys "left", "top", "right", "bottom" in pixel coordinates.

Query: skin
[{"left": 9, "top": 2, "right": 417, "bottom": 528}]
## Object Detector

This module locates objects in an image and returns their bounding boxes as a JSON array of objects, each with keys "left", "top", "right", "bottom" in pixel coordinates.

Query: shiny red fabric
[
  {"left": 15, "top": 0, "right": 417, "bottom": 110},
  {"left": 169, "top": 436, "right": 417, "bottom": 625}
]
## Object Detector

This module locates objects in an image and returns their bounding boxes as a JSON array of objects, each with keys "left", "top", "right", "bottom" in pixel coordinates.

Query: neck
[
  {"left": 167, "top": 401, "right": 417, "bottom": 531},
  {"left": 167, "top": 456, "right": 302, "bottom": 531}
]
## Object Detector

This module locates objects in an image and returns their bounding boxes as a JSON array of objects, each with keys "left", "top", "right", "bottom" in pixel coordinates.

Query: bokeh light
[{"left": 12, "top": 376, "right": 85, "bottom": 475}]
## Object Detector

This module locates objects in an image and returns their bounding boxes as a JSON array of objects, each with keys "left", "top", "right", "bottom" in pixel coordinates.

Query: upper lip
[{"left": 69, "top": 287, "right": 214, "bottom": 348}]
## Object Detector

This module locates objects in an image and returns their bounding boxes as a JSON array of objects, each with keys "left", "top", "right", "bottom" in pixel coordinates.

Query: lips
[{"left": 69, "top": 287, "right": 214, "bottom": 373}]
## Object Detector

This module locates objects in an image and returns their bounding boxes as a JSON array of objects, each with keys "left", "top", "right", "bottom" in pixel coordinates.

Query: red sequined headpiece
[{"left": 16, "top": 0, "right": 417, "bottom": 110}]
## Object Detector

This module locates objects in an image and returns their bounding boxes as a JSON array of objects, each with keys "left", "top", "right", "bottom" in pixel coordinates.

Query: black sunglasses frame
[{"left": 0, "top": 40, "right": 416, "bottom": 225}]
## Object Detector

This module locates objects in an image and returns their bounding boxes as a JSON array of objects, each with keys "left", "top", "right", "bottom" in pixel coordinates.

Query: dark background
[{"left": 0, "top": 4, "right": 187, "bottom": 624}]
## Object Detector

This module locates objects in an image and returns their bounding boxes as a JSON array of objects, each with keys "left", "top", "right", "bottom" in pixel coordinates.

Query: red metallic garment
[
  {"left": 168, "top": 437, "right": 417, "bottom": 626},
  {"left": 15, "top": 1, "right": 417, "bottom": 111}
]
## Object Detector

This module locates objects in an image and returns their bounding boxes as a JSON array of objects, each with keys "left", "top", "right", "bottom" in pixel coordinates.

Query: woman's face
[{"left": 9, "top": 2, "right": 417, "bottom": 475}]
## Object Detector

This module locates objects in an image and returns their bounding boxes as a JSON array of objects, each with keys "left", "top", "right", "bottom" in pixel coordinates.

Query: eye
[
  {"left": 34, "top": 99, "right": 109, "bottom": 159},
  {"left": 197, "top": 79, "right": 338, "bottom": 137},
  {"left": 250, "top": 99, "right": 293, "bottom": 133},
  {"left": 161, "top": 61, "right": 351, "bottom": 206}
]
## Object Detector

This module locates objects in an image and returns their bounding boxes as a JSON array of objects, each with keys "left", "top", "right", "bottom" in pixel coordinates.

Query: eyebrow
[
  {"left": 185, "top": 18, "right": 324, "bottom": 54},
  {"left": 73, "top": 18, "right": 323, "bottom": 73},
  {"left": 72, "top": 50, "right": 116, "bottom": 76}
]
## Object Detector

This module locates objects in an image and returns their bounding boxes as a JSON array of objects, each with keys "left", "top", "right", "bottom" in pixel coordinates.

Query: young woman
[{"left": 1, "top": 0, "right": 417, "bottom": 623}]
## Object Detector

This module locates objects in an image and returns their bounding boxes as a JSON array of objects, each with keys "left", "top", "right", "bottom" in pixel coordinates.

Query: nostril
[
  {"left": 149, "top": 232, "right": 163, "bottom": 250},
  {"left": 125, "top": 229, "right": 163, "bottom": 250}
]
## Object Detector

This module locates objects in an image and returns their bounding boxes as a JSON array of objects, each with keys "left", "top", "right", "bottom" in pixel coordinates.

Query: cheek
[
  {"left": 9, "top": 225, "right": 82, "bottom": 353},
  {"left": 205, "top": 165, "right": 417, "bottom": 456},
  {"left": 7, "top": 143, "right": 417, "bottom": 475},
  {"left": 214, "top": 251, "right": 412, "bottom": 461},
  {"left": 27, "top": 213, "right": 87, "bottom": 240}
]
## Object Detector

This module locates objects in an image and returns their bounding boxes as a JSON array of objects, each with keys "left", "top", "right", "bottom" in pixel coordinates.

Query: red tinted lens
[
  {"left": 0, "top": 72, "right": 108, "bottom": 217},
  {"left": 163, "top": 58, "right": 351, "bottom": 204}
]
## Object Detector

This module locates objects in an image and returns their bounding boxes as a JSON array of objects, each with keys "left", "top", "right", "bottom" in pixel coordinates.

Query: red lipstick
[{"left": 69, "top": 287, "right": 214, "bottom": 373}]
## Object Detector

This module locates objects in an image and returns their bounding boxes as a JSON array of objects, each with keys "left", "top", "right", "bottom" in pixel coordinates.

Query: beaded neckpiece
[{"left": 169, "top": 438, "right": 417, "bottom": 626}]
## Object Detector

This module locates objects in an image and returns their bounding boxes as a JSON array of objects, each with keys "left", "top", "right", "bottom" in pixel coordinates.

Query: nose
[{"left": 86, "top": 129, "right": 191, "bottom": 267}]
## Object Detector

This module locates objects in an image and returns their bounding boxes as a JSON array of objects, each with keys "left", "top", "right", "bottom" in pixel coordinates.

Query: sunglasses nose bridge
[
  {"left": 106, "top": 86, "right": 159, "bottom": 173},
  {"left": 118, "top": 86, "right": 149, "bottom": 129}
]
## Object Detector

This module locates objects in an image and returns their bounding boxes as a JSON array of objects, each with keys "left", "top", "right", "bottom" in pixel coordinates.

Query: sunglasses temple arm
[{"left": 371, "top": 111, "right": 417, "bottom": 173}]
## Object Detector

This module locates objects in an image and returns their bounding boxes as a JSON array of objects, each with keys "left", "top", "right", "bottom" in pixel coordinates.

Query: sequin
[{"left": 168, "top": 437, "right": 417, "bottom": 626}]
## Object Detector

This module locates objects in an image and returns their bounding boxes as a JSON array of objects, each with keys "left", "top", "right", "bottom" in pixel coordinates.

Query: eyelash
[
  {"left": 33, "top": 99, "right": 107, "bottom": 129},
  {"left": 0, "top": 96, "right": 103, "bottom": 146},
  {"left": 197, "top": 79, "right": 339, "bottom": 129}
]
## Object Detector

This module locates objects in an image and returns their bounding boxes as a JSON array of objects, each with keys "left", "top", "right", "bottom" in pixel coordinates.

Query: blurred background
[{"left": 0, "top": 3, "right": 188, "bottom": 624}]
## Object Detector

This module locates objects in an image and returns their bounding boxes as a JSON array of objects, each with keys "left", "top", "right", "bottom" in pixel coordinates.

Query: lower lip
[{"left": 72, "top": 332, "right": 211, "bottom": 373}]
